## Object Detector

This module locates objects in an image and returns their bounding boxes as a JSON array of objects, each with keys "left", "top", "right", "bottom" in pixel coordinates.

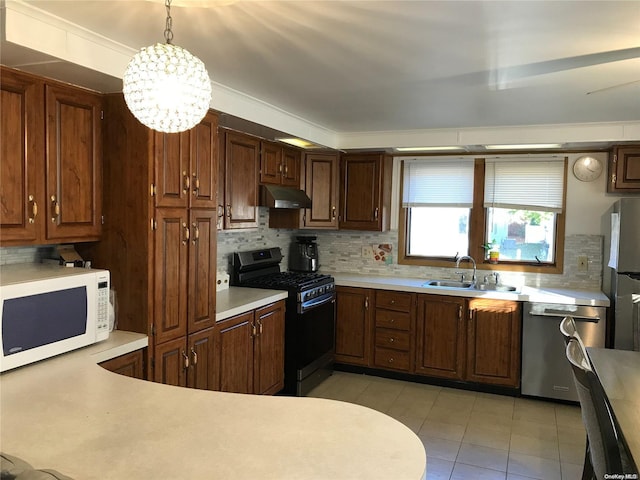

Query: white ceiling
[{"left": 2, "top": 0, "right": 640, "bottom": 144}]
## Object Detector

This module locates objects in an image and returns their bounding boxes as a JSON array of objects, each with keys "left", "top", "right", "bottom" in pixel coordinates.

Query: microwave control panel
[{"left": 96, "top": 272, "right": 110, "bottom": 340}]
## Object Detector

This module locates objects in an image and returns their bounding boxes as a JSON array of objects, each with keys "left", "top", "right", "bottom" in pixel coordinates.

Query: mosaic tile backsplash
[{"left": 2, "top": 208, "right": 604, "bottom": 290}]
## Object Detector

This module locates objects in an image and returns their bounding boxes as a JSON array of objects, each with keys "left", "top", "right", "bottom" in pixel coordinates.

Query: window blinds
[
  {"left": 402, "top": 159, "right": 475, "bottom": 207},
  {"left": 484, "top": 158, "right": 565, "bottom": 213}
]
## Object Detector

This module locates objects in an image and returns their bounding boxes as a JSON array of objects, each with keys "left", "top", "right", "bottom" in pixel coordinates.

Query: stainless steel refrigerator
[{"left": 603, "top": 197, "right": 640, "bottom": 351}]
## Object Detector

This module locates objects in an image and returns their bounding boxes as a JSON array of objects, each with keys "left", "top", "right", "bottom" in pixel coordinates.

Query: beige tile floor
[{"left": 308, "top": 371, "right": 586, "bottom": 480}]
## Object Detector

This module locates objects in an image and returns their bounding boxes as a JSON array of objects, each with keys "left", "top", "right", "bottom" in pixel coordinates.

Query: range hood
[{"left": 260, "top": 185, "right": 312, "bottom": 209}]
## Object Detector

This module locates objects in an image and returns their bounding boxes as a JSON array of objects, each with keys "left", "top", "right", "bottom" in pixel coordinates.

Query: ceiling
[{"left": 2, "top": 0, "right": 640, "bottom": 141}]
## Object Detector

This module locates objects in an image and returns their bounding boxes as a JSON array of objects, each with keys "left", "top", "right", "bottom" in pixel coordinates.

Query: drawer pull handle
[
  {"left": 388, "top": 358, "right": 394, "bottom": 363},
  {"left": 183, "top": 172, "right": 190, "bottom": 193},
  {"left": 191, "top": 347, "right": 198, "bottom": 365},
  {"left": 389, "top": 337, "right": 395, "bottom": 343},
  {"left": 390, "top": 300, "right": 395, "bottom": 305},
  {"left": 389, "top": 318, "right": 395, "bottom": 323}
]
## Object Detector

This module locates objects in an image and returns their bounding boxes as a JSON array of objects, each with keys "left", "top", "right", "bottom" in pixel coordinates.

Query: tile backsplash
[{"left": 2, "top": 209, "right": 603, "bottom": 291}]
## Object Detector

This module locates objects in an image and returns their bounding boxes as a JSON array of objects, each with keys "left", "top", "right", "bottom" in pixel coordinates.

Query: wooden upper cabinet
[
  {"left": 339, "top": 152, "right": 392, "bottom": 231},
  {"left": 0, "top": 68, "right": 45, "bottom": 244},
  {"left": 223, "top": 131, "right": 259, "bottom": 229},
  {"left": 303, "top": 152, "right": 339, "bottom": 229},
  {"left": 190, "top": 111, "right": 219, "bottom": 208},
  {"left": 335, "top": 286, "right": 373, "bottom": 366},
  {"left": 259, "top": 141, "right": 301, "bottom": 187},
  {"left": 259, "top": 141, "right": 283, "bottom": 185},
  {"left": 45, "top": 84, "right": 103, "bottom": 241},
  {"left": 1, "top": 67, "right": 103, "bottom": 245},
  {"left": 415, "top": 294, "right": 467, "bottom": 381},
  {"left": 154, "top": 111, "right": 218, "bottom": 208},
  {"left": 467, "top": 299, "right": 521, "bottom": 387},
  {"left": 609, "top": 146, "right": 640, "bottom": 193}
]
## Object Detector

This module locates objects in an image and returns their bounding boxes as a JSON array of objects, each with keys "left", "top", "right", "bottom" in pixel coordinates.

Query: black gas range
[{"left": 231, "top": 247, "right": 335, "bottom": 396}]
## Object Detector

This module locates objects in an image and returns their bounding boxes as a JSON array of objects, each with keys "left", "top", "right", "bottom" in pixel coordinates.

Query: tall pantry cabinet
[{"left": 80, "top": 94, "right": 218, "bottom": 386}]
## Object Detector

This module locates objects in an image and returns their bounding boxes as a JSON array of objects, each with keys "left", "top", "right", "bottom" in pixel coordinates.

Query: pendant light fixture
[{"left": 122, "top": 0, "right": 211, "bottom": 133}]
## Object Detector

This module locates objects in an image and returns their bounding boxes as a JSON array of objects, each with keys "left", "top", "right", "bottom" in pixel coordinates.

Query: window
[
  {"left": 484, "top": 159, "right": 565, "bottom": 264},
  {"left": 402, "top": 159, "right": 475, "bottom": 258},
  {"left": 399, "top": 156, "right": 567, "bottom": 273}
]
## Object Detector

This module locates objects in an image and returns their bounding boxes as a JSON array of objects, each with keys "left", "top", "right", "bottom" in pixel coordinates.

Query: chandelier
[{"left": 122, "top": 0, "right": 212, "bottom": 133}]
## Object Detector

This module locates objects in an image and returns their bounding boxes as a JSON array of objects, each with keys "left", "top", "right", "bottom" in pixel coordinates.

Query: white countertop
[
  {"left": 216, "top": 287, "right": 289, "bottom": 321},
  {"left": 0, "top": 331, "right": 426, "bottom": 480},
  {"left": 332, "top": 273, "right": 610, "bottom": 307}
]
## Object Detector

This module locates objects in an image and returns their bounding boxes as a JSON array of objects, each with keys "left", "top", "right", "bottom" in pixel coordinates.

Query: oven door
[{"left": 285, "top": 293, "right": 335, "bottom": 395}]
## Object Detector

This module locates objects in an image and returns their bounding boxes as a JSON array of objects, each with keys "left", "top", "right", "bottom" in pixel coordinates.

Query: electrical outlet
[{"left": 577, "top": 255, "right": 588, "bottom": 271}]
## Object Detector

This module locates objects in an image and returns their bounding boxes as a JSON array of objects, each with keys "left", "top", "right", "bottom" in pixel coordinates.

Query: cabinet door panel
[
  {"left": 467, "top": 299, "right": 521, "bottom": 387},
  {"left": 154, "top": 208, "right": 189, "bottom": 344},
  {"left": 188, "top": 327, "right": 218, "bottom": 390},
  {"left": 260, "top": 141, "right": 282, "bottom": 185},
  {"left": 609, "top": 147, "right": 640, "bottom": 192},
  {"left": 281, "top": 147, "right": 301, "bottom": 187},
  {"left": 154, "top": 130, "right": 190, "bottom": 208},
  {"left": 335, "top": 287, "right": 372, "bottom": 366},
  {"left": 218, "top": 312, "right": 254, "bottom": 394},
  {"left": 0, "top": 68, "right": 44, "bottom": 244},
  {"left": 224, "top": 132, "right": 259, "bottom": 229},
  {"left": 416, "top": 295, "right": 466, "bottom": 380},
  {"left": 340, "top": 155, "right": 379, "bottom": 229},
  {"left": 254, "top": 301, "right": 285, "bottom": 395},
  {"left": 45, "top": 84, "right": 102, "bottom": 240},
  {"left": 100, "top": 350, "right": 145, "bottom": 379},
  {"left": 303, "top": 153, "right": 339, "bottom": 229},
  {"left": 190, "top": 111, "right": 218, "bottom": 208},
  {"left": 188, "top": 209, "right": 217, "bottom": 333},
  {"left": 154, "top": 337, "right": 187, "bottom": 386}
]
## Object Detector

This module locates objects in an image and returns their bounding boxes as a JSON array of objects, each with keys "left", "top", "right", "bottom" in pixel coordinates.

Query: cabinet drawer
[
  {"left": 375, "top": 309, "right": 411, "bottom": 330},
  {"left": 376, "top": 291, "right": 413, "bottom": 311},
  {"left": 374, "top": 347, "right": 410, "bottom": 371},
  {"left": 375, "top": 329, "right": 410, "bottom": 351}
]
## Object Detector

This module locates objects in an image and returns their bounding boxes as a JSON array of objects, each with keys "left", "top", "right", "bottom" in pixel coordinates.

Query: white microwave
[{"left": 0, "top": 263, "right": 110, "bottom": 373}]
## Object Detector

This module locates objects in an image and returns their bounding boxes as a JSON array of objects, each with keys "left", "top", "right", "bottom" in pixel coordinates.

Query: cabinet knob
[
  {"left": 388, "top": 337, "right": 395, "bottom": 343},
  {"left": 192, "top": 174, "right": 200, "bottom": 195},
  {"left": 182, "top": 350, "right": 189, "bottom": 369},
  {"left": 191, "top": 347, "right": 198, "bottom": 366},
  {"left": 389, "top": 318, "right": 395, "bottom": 323},
  {"left": 390, "top": 300, "right": 395, "bottom": 305},
  {"left": 388, "top": 357, "right": 394, "bottom": 363},
  {"left": 182, "top": 222, "right": 190, "bottom": 245},
  {"left": 50, "top": 195, "right": 60, "bottom": 223},
  {"left": 28, "top": 195, "right": 37, "bottom": 224},
  {"left": 183, "top": 172, "right": 190, "bottom": 193}
]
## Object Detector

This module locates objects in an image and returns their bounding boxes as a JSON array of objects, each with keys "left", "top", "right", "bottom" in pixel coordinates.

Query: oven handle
[{"left": 299, "top": 293, "right": 335, "bottom": 314}]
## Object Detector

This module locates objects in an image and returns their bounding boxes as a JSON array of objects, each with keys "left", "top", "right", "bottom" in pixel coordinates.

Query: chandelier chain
[{"left": 164, "top": 0, "right": 173, "bottom": 44}]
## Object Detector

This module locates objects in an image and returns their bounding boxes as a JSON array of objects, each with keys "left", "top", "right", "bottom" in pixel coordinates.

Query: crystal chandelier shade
[{"left": 122, "top": 1, "right": 211, "bottom": 133}]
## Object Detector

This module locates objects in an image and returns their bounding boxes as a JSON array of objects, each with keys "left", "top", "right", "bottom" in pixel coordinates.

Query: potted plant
[{"left": 482, "top": 240, "right": 500, "bottom": 264}]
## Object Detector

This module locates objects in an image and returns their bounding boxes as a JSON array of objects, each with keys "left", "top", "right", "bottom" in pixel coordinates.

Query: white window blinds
[
  {"left": 484, "top": 158, "right": 565, "bottom": 213},
  {"left": 402, "top": 158, "right": 475, "bottom": 207}
]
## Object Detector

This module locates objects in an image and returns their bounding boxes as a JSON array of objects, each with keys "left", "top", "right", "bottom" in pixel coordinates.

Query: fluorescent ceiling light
[
  {"left": 484, "top": 143, "right": 563, "bottom": 150},
  {"left": 276, "top": 138, "right": 320, "bottom": 149},
  {"left": 395, "top": 146, "right": 465, "bottom": 152}
]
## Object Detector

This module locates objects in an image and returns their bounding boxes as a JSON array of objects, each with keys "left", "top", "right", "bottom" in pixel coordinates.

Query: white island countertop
[
  {"left": 332, "top": 273, "right": 609, "bottom": 307},
  {"left": 0, "top": 331, "right": 426, "bottom": 480}
]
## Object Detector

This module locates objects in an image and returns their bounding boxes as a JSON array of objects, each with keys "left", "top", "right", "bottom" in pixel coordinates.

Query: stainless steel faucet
[{"left": 455, "top": 255, "right": 477, "bottom": 283}]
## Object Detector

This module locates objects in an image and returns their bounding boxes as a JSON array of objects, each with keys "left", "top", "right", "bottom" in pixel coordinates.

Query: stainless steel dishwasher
[{"left": 521, "top": 302, "right": 607, "bottom": 402}]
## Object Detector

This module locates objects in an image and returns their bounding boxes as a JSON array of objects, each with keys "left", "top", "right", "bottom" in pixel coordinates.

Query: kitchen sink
[
  {"left": 474, "top": 283, "right": 519, "bottom": 292},
  {"left": 423, "top": 280, "right": 475, "bottom": 289}
]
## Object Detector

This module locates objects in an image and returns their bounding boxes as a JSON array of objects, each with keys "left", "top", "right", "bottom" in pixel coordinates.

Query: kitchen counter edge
[
  {"left": 331, "top": 273, "right": 609, "bottom": 307},
  {"left": 216, "top": 287, "right": 289, "bottom": 322}
]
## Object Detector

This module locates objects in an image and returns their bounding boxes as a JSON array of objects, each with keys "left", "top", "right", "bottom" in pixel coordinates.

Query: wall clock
[{"left": 573, "top": 156, "right": 603, "bottom": 182}]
